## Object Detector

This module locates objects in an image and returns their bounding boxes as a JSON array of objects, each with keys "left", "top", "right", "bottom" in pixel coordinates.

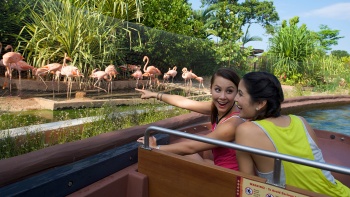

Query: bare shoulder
[
  {"left": 236, "top": 121, "right": 261, "bottom": 137},
  {"left": 296, "top": 115, "right": 319, "bottom": 142}
]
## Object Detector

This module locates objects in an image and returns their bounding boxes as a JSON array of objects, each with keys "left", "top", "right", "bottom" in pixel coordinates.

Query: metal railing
[{"left": 141, "top": 125, "right": 350, "bottom": 188}]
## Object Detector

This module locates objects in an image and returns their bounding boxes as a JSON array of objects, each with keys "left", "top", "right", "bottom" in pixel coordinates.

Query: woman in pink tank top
[{"left": 136, "top": 68, "right": 245, "bottom": 170}]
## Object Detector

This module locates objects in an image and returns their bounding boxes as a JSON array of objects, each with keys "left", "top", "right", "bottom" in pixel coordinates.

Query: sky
[{"left": 188, "top": 0, "right": 350, "bottom": 53}]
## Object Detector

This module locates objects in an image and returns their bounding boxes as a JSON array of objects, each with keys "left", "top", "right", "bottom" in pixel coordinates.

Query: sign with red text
[{"left": 236, "top": 177, "right": 309, "bottom": 197}]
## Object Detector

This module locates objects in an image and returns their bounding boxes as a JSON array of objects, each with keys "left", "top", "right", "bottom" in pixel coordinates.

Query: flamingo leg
[
  {"left": 18, "top": 70, "right": 22, "bottom": 96},
  {"left": 9, "top": 68, "right": 13, "bottom": 95},
  {"left": 52, "top": 77, "right": 55, "bottom": 99},
  {"left": 93, "top": 79, "right": 107, "bottom": 93}
]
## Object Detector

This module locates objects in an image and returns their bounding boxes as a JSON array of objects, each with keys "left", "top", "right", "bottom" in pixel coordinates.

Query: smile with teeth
[{"left": 217, "top": 101, "right": 227, "bottom": 107}]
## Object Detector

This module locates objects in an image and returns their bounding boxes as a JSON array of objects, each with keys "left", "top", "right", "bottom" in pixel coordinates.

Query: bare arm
[
  {"left": 135, "top": 88, "right": 212, "bottom": 115},
  {"left": 299, "top": 116, "right": 320, "bottom": 146},
  {"left": 137, "top": 117, "right": 245, "bottom": 155},
  {"left": 235, "top": 123, "right": 256, "bottom": 175}
]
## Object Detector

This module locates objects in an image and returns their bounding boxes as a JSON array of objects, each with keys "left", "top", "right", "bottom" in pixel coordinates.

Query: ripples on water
[{"left": 297, "top": 104, "right": 350, "bottom": 136}]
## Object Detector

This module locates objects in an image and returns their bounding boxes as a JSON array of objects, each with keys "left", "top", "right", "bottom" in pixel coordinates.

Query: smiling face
[
  {"left": 235, "top": 80, "right": 260, "bottom": 119},
  {"left": 210, "top": 76, "right": 238, "bottom": 116}
]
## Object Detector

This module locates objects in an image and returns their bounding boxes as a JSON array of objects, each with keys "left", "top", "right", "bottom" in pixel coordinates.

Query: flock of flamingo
[{"left": 0, "top": 43, "right": 205, "bottom": 99}]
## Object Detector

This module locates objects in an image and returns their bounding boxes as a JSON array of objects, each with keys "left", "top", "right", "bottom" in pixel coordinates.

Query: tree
[
  {"left": 316, "top": 25, "right": 344, "bottom": 51},
  {"left": 141, "top": 0, "right": 194, "bottom": 35},
  {"left": 200, "top": 0, "right": 279, "bottom": 38},
  {"left": 331, "top": 50, "right": 349, "bottom": 58},
  {"left": 0, "top": 0, "right": 36, "bottom": 47},
  {"left": 241, "top": 24, "right": 262, "bottom": 47}
]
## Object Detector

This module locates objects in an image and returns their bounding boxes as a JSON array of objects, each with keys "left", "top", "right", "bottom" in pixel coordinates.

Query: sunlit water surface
[{"left": 297, "top": 104, "right": 350, "bottom": 136}]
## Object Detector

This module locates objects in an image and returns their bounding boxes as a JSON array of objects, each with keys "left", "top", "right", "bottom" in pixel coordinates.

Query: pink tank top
[{"left": 211, "top": 111, "right": 240, "bottom": 171}]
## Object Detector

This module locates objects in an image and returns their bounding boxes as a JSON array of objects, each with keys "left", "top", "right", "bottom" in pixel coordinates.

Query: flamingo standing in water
[
  {"left": 2, "top": 45, "right": 24, "bottom": 95},
  {"left": 143, "top": 56, "right": 161, "bottom": 88}
]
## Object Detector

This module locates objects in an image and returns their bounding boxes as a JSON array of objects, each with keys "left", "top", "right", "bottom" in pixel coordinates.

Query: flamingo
[
  {"left": 32, "top": 67, "right": 50, "bottom": 91},
  {"left": 188, "top": 69, "right": 204, "bottom": 89},
  {"left": 8, "top": 60, "right": 35, "bottom": 95},
  {"left": 89, "top": 68, "right": 110, "bottom": 93},
  {"left": 40, "top": 53, "right": 73, "bottom": 96},
  {"left": 60, "top": 53, "right": 81, "bottom": 99},
  {"left": 131, "top": 67, "right": 143, "bottom": 88},
  {"left": 118, "top": 64, "right": 128, "bottom": 79},
  {"left": 143, "top": 56, "right": 161, "bottom": 88},
  {"left": 105, "top": 64, "right": 119, "bottom": 93},
  {"left": 166, "top": 66, "right": 177, "bottom": 83},
  {"left": 181, "top": 67, "right": 193, "bottom": 88},
  {"left": 194, "top": 76, "right": 205, "bottom": 89},
  {"left": 163, "top": 70, "right": 171, "bottom": 84},
  {"left": 2, "top": 45, "right": 24, "bottom": 95},
  {"left": 42, "top": 62, "right": 63, "bottom": 93}
]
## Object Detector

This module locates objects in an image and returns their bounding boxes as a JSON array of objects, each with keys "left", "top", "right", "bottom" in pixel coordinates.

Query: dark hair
[
  {"left": 242, "top": 71, "right": 284, "bottom": 120},
  {"left": 210, "top": 68, "right": 240, "bottom": 124}
]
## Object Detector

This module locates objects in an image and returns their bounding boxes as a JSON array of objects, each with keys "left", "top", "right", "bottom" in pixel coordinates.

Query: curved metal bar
[{"left": 142, "top": 125, "right": 350, "bottom": 187}]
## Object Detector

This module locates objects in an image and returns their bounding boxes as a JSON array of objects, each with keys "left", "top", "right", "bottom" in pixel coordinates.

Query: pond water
[{"left": 297, "top": 104, "right": 350, "bottom": 136}]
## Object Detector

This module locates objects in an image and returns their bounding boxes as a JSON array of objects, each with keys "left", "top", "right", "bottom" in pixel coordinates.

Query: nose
[
  {"left": 234, "top": 94, "right": 239, "bottom": 102},
  {"left": 219, "top": 91, "right": 226, "bottom": 99}
]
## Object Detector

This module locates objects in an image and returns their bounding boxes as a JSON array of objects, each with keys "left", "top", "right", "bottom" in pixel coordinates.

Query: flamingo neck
[{"left": 143, "top": 57, "right": 149, "bottom": 72}]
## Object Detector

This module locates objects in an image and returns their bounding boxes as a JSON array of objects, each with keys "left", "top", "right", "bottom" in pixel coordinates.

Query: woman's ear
[{"left": 257, "top": 100, "right": 267, "bottom": 111}]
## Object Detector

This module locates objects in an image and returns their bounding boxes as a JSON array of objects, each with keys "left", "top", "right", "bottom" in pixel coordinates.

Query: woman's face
[
  {"left": 235, "top": 80, "right": 259, "bottom": 119},
  {"left": 210, "top": 76, "right": 237, "bottom": 116}
]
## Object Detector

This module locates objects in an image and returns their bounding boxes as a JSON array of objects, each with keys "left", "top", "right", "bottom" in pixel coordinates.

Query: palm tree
[{"left": 241, "top": 24, "right": 262, "bottom": 48}]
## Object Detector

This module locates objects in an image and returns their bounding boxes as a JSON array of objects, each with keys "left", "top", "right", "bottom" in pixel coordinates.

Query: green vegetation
[{"left": 0, "top": 103, "right": 190, "bottom": 159}]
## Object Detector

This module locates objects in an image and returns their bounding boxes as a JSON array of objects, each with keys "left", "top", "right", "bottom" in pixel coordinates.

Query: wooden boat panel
[{"left": 137, "top": 147, "right": 325, "bottom": 197}]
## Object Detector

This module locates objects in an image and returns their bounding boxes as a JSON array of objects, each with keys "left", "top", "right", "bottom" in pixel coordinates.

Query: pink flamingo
[
  {"left": 2, "top": 45, "right": 24, "bottom": 95},
  {"left": 32, "top": 67, "right": 50, "bottom": 90},
  {"left": 8, "top": 60, "right": 35, "bottom": 94},
  {"left": 166, "top": 66, "right": 177, "bottom": 83},
  {"left": 104, "top": 64, "right": 119, "bottom": 93},
  {"left": 188, "top": 69, "right": 205, "bottom": 89},
  {"left": 194, "top": 76, "right": 205, "bottom": 89},
  {"left": 143, "top": 56, "right": 161, "bottom": 88},
  {"left": 60, "top": 53, "right": 81, "bottom": 99},
  {"left": 118, "top": 64, "right": 128, "bottom": 79},
  {"left": 163, "top": 70, "right": 171, "bottom": 84},
  {"left": 41, "top": 54, "right": 72, "bottom": 93},
  {"left": 131, "top": 66, "right": 143, "bottom": 88},
  {"left": 89, "top": 68, "right": 110, "bottom": 93},
  {"left": 181, "top": 67, "right": 193, "bottom": 88}
]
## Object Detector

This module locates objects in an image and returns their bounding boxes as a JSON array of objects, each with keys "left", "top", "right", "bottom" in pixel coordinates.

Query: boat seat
[{"left": 67, "top": 164, "right": 148, "bottom": 197}]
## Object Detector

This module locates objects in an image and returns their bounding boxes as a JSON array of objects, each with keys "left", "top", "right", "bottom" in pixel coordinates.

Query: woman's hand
[
  {"left": 137, "top": 136, "right": 158, "bottom": 148},
  {"left": 135, "top": 88, "right": 156, "bottom": 99}
]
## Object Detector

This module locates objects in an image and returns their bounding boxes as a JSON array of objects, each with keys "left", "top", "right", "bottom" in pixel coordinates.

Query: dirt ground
[{"left": 0, "top": 97, "right": 44, "bottom": 112}]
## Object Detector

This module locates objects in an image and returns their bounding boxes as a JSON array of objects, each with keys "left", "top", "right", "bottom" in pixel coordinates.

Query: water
[{"left": 297, "top": 104, "right": 350, "bottom": 136}]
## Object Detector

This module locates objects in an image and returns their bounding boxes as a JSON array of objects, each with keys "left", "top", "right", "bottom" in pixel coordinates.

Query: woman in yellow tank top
[{"left": 234, "top": 71, "right": 350, "bottom": 196}]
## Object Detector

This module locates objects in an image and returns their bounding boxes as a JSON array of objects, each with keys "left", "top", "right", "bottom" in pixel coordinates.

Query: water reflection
[{"left": 298, "top": 104, "right": 350, "bottom": 136}]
